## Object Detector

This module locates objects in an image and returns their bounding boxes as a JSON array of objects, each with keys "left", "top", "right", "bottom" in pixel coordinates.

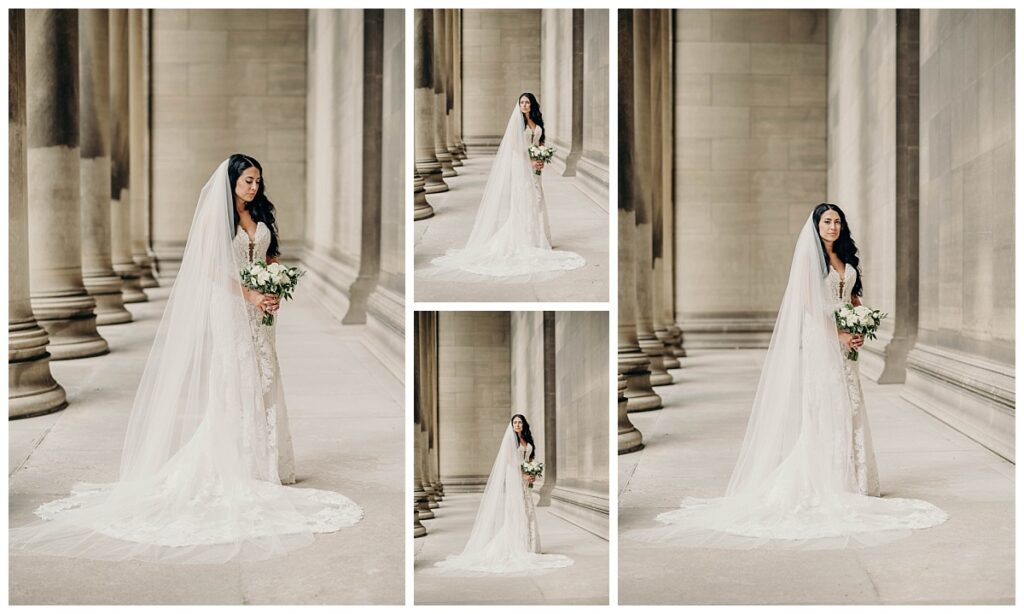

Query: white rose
[
  {"left": 256, "top": 269, "right": 271, "bottom": 285},
  {"left": 268, "top": 262, "right": 286, "bottom": 275}
]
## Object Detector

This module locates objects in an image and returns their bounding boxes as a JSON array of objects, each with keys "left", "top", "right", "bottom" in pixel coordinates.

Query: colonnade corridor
[
  {"left": 414, "top": 492, "right": 609, "bottom": 604},
  {"left": 9, "top": 288, "right": 404, "bottom": 605},
  {"left": 414, "top": 154, "right": 609, "bottom": 302},
  {"left": 618, "top": 350, "right": 1014, "bottom": 605}
]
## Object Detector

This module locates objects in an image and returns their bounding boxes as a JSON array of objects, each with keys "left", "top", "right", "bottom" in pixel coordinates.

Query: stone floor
[
  {"left": 414, "top": 155, "right": 609, "bottom": 303},
  {"left": 9, "top": 287, "right": 405, "bottom": 605},
  {"left": 619, "top": 349, "right": 1015, "bottom": 605},
  {"left": 414, "top": 492, "right": 609, "bottom": 604}
]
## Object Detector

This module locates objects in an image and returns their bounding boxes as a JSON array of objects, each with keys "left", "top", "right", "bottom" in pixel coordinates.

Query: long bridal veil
[
  {"left": 10, "top": 159, "right": 361, "bottom": 564},
  {"left": 432, "top": 424, "right": 573, "bottom": 575},
  {"left": 627, "top": 214, "right": 947, "bottom": 550},
  {"left": 427, "top": 103, "right": 585, "bottom": 280}
]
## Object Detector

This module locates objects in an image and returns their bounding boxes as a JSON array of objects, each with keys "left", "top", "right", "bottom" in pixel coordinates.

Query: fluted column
[
  {"left": 432, "top": 9, "right": 455, "bottom": 178},
  {"left": 108, "top": 9, "right": 145, "bottom": 303},
  {"left": 633, "top": 10, "right": 671, "bottom": 387},
  {"left": 26, "top": 9, "right": 109, "bottom": 361},
  {"left": 649, "top": 11, "right": 678, "bottom": 370},
  {"left": 618, "top": 10, "right": 662, "bottom": 412},
  {"left": 414, "top": 9, "right": 446, "bottom": 196},
  {"left": 9, "top": 9, "right": 67, "bottom": 417},
  {"left": 444, "top": 9, "right": 461, "bottom": 167},
  {"left": 129, "top": 9, "right": 157, "bottom": 289},
  {"left": 618, "top": 370, "right": 643, "bottom": 453},
  {"left": 79, "top": 9, "right": 131, "bottom": 326},
  {"left": 661, "top": 11, "right": 685, "bottom": 361}
]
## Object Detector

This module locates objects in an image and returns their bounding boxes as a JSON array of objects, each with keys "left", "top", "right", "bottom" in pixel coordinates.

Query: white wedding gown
[
  {"left": 10, "top": 159, "right": 362, "bottom": 564},
  {"left": 431, "top": 425, "right": 572, "bottom": 575},
  {"left": 627, "top": 215, "right": 947, "bottom": 550},
  {"left": 428, "top": 104, "right": 585, "bottom": 280}
]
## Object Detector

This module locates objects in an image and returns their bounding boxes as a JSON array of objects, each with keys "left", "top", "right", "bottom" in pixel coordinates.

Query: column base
[
  {"left": 134, "top": 253, "right": 160, "bottom": 288},
  {"left": 31, "top": 295, "right": 109, "bottom": 360},
  {"left": 8, "top": 319, "right": 67, "bottom": 418},
  {"left": 656, "top": 329, "right": 680, "bottom": 369},
  {"left": 903, "top": 342, "right": 1014, "bottom": 462},
  {"left": 118, "top": 272, "right": 147, "bottom": 303},
  {"left": 414, "top": 202, "right": 435, "bottom": 220},
  {"left": 639, "top": 335, "right": 673, "bottom": 386},
  {"left": 620, "top": 351, "right": 662, "bottom": 412},
  {"left": 9, "top": 358, "right": 67, "bottom": 418},
  {"left": 84, "top": 273, "right": 133, "bottom": 325},
  {"left": 549, "top": 481, "right": 609, "bottom": 540}
]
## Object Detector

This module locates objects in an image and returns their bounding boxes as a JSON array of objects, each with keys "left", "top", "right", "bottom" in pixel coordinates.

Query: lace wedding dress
[
  {"left": 431, "top": 424, "right": 573, "bottom": 575},
  {"left": 232, "top": 220, "right": 296, "bottom": 485},
  {"left": 519, "top": 442, "right": 542, "bottom": 553},
  {"left": 828, "top": 260, "right": 881, "bottom": 496},
  {"left": 427, "top": 104, "right": 585, "bottom": 280},
  {"left": 626, "top": 214, "right": 948, "bottom": 550},
  {"left": 10, "top": 159, "right": 362, "bottom": 564}
]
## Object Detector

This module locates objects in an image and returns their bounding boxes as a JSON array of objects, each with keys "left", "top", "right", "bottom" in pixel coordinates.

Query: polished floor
[
  {"left": 9, "top": 287, "right": 405, "bottom": 605},
  {"left": 414, "top": 491, "right": 609, "bottom": 604},
  {"left": 619, "top": 349, "right": 1014, "bottom": 605},
  {"left": 414, "top": 154, "right": 609, "bottom": 303}
]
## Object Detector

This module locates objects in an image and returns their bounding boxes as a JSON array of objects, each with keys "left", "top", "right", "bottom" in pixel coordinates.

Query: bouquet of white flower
[
  {"left": 520, "top": 460, "right": 543, "bottom": 489},
  {"left": 834, "top": 303, "right": 886, "bottom": 361},
  {"left": 240, "top": 260, "right": 304, "bottom": 326},
  {"left": 527, "top": 144, "right": 555, "bottom": 175}
]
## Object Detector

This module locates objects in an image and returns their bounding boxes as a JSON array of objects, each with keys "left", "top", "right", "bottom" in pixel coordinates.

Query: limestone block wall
[
  {"left": 437, "top": 312, "right": 511, "bottom": 489},
  {"left": 460, "top": 9, "right": 541, "bottom": 147},
  {"left": 150, "top": 9, "right": 307, "bottom": 271},
  {"left": 674, "top": 9, "right": 828, "bottom": 347},
  {"left": 904, "top": 10, "right": 1015, "bottom": 460},
  {"left": 552, "top": 311, "right": 609, "bottom": 538},
  {"left": 827, "top": 10, "right": 898, "bottom": 380},
  {"left": 579, "top": 9, "right": 610, "bottom": 205}
]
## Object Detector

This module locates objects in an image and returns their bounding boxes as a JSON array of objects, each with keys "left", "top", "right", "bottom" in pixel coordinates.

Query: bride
[
  {"left": 429, "top": 93, "right": 585, "bottom": 279},
  {"left": 10, "top": 154, "right": 362, "bottom": 564},
  {"left": 628, "top": 204, "right": 948, "bottom": 549},
  {"left": 433, "top": 414, "right": 573, "bottom": 575}
]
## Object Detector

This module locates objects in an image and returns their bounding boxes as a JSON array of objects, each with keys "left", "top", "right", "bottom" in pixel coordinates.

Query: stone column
[
  {"left": 618, "top": 10, "right": 662, "bottom": 412},
  {"left": 452, "top": 9, "right": 466, "bottom": 158},
  {"left": 26, "top": 9, "right": 109, "bottom": 361},
  {"left": 537, "top": 312, "right": 558, "bottom": 507},
  {"left": 129, "top": 9, "right": 157, "bottom": 289},
  {"left": 413, "top": 171, "right": 433, "bottom": 220},
  {"left": 618, "top": 370, "right": 643, "bottom": 453},
  {"left": 79, "top": 9, "right": 131, "bottom": 326},
  {"left": 9, "top": 9, "right": 67, "bottom": 417},
  {"left": 563, "top": 9, "right": 585, "bottom": 176},
  {"left": 108, "top": 9, "right": 145, "bottom": 303},
  {"left": 633, "top": 10, "right": 672, "bottom": 387},
  {"left": 432, "top": 9, "right": 455, "bottom": 178},
  {"left": 444, "top": 9, "right": 461, "bottom": 166},
  {"left": 414, "top": 9, "right": 447, "bottom": 195}
]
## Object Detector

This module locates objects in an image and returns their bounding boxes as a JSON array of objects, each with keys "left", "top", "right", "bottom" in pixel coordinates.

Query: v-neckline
[{"left": 240, "top": 221, "right": 262, "bottom": 244}]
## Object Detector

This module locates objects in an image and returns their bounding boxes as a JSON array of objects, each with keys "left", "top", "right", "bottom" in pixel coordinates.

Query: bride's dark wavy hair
[
  {"left": 518, "top": 92, "right": 545, "bottom": 146},
  {"left": 812, "top": 203, "right": 862, "bottom": 298},
  {"left": 228, "top": 153, "right": 280, "bottom": 260},
  {"left": 511, "top": 414, "right": 536, "bottom": 461}
]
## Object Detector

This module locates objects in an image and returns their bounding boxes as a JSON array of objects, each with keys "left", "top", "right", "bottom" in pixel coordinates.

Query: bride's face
[
  {"left": 512, "top": 416, "right": 524, "bottom": 433},
  {"left": 519, "top": 96, "right": 531, "bottom": 115},
  {"left": 235, "top": 167, "right": 261, "bottom": 205},
  {"left": 817, "top": 209, "right": 842, "bottom": 244}
]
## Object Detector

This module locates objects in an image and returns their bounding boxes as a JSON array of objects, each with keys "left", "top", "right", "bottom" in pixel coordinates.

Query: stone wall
[
  {"left": 552, "top": 311, "right": 609, "bottom": 538},
  {"left": 460, "top": 9, "right": 541, "bottom": 147},
  {"left": 674, "top": 9, "right": 828, "bottom": 347},
  {"left": 510, "top": 311, "right": 546, "bottom": 467},
  {"left": 303, "top": 9, "right": 404, "bottom": 379},
  {"left": 150, "top": 9, "right": 307, "bottom": 272},
  {"left": 904, "top": 9, "right": 1015, "bottom": 460},
  {"left": 437, "top": 311, "right": 511, "bottom": 489}
]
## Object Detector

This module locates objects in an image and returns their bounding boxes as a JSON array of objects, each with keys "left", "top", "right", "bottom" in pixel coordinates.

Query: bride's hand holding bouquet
[{"left": 241, "top": 260, "right": 305, "bottom": 326}]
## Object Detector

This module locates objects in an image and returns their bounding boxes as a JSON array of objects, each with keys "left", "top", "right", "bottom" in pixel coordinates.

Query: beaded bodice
[
  {"left": 827, "top": 262, "right": 857, "bottom": 306},
  {"left": 232, "top": 221, "right": 271, "bottom": 267}
]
